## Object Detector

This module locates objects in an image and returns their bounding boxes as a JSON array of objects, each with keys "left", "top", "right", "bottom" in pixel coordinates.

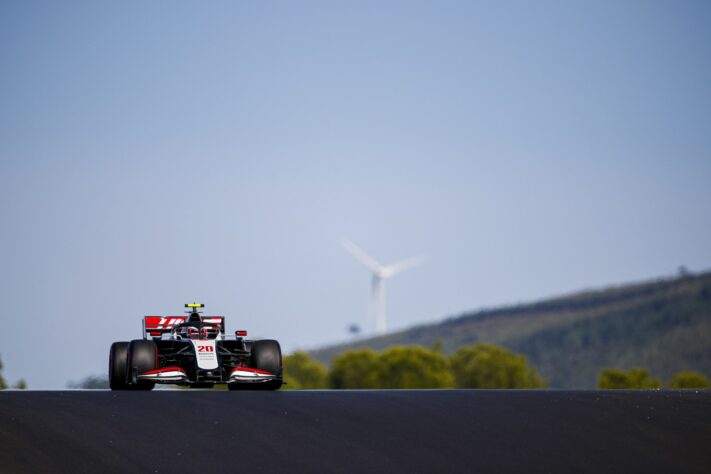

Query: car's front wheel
[
  {"left": 252, "top": 340, "right": 282, "bottom": 375},
  {"left": 238, "top": 339, "right": 283, "bottom": 391},
  {"left": 127, "top": 339, "right": 157, "bottom": 391},
  {"left": 109, "top": 342, "right": 130, "bottom": 390}
]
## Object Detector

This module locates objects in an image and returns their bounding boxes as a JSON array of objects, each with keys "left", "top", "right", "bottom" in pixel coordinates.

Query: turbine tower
[{"left": 341, "top": 239, "right": 426, "bottom": 336}]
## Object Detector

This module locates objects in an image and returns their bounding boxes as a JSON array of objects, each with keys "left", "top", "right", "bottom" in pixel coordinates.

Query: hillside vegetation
[{"left": 311, "top": 271, "right": 711, "bottom": 388}]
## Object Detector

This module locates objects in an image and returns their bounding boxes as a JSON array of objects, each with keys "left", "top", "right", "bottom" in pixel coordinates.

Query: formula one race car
[{"left": 109, "top": 303, "right": 283, "bottom": 390}]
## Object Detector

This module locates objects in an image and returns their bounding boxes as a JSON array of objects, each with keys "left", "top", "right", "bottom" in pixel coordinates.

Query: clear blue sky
[{"left": 1, "top": 1, "right": 710, "bottom": 388}]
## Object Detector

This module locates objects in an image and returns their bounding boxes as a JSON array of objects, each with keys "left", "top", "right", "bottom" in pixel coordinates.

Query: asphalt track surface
[{"left": 1, "top": 390, "right": 710, "bottom": 473}]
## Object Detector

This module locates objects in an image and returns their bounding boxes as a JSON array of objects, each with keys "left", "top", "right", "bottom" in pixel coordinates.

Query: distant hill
[{"left": 310, "top": 271, "right": 711, "bottom": 388}]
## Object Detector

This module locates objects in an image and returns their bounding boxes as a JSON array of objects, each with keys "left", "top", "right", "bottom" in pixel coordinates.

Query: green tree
[
  {"left": 329, "top": 349, "right": 380, "bottom": 389},
  {"left": 450, "top": 343, "right": 547, "bottom": 389},
  {"left": 68, "top": 375, "right": 108, "bottom": 389},
  {"left": 0, "top": 355, "right": 7, "bottom": 390},
  {"left": 283, "top": 351, "right": 328, "bottom": 389},
  {"left": 0, "top": 355, "right": 26, "bottom": 389},
  {"left": 597, "top": 368, "right": 630, "bottom": 389},
  {"left": 597, "top": 368, "right": 661, "bottom": 389},
  {"left": 626, "top": 368, "right": 661, "bottom": 389},
  {"left": 375, "top": 346, "right": 454, "bottom": 389},
  {"left": 668, "top": 371, "right": 710, "bottom": 389}
]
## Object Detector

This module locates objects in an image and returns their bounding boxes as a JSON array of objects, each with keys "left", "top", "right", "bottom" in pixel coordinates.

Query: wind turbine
[{"left": 341, "top": 239, "right": 426, "bottom": 336}]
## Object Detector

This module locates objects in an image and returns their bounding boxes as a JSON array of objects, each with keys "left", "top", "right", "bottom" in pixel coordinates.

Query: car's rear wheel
[
  {"left": 109, "top": 342, "right": 130, "bottom": 390},
  {"left": 127, "top": 340, "right": 157, "bottom": 391}
]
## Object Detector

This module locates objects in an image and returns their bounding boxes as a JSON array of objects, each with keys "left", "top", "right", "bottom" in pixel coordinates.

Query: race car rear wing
[{"left": 143, "top": 316, "right": 225, "bottom": 338}]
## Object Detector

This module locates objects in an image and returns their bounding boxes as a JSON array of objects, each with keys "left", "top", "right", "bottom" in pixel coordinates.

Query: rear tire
[
  {"left": 109, "top": 342, "right": 130, "bottom": 390},
  {"left": 127, "top": 340, "right": 157, "bottom": 391}
]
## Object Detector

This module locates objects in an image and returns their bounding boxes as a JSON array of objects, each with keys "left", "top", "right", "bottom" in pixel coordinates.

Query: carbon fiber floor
[{"left": 0, "top": 390, "right": 710, "bottom": 473}]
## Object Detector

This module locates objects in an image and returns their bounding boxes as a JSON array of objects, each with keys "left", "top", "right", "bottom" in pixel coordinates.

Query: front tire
[
  {"left": 127, "top": 340, "right": 157, "bottom": 391},
  {"left": 252, "top": 340, "right": 283, "bottom": 376},
  {"left": 109, "top": 342, "right": 130, "bottom": 390},
  {"left": 238, "top": 339, "right": 283, "bottom": 391}
]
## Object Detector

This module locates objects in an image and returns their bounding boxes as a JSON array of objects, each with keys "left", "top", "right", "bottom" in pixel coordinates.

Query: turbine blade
[
  {"left": 381, "top": 255, "right": 427, "bottom": 278},
  {"left": 341, "top": 239, "right": 382, "bottom": 273}
]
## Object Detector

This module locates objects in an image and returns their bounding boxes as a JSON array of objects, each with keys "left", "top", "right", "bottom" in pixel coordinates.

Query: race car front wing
[
  {"left": 137, "top": 366, "right": 278, "bottom": 384},
  {"left": 229, "top": 367, "right": 278, "bottom": 383},
  {"left": 138, "top": 367, "right": 189, "bottom": 383}
]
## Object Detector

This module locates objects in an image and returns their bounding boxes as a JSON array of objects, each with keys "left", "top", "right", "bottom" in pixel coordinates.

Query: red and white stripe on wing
[
  {"left": 137, "top": 366, "right": 188, "bottom": 382},
  {"left": 229, "top": 367, "right": 276, "bottom": 382},
  {"left": 145, "top": 316, "right": 187, "bottom": 330}
]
